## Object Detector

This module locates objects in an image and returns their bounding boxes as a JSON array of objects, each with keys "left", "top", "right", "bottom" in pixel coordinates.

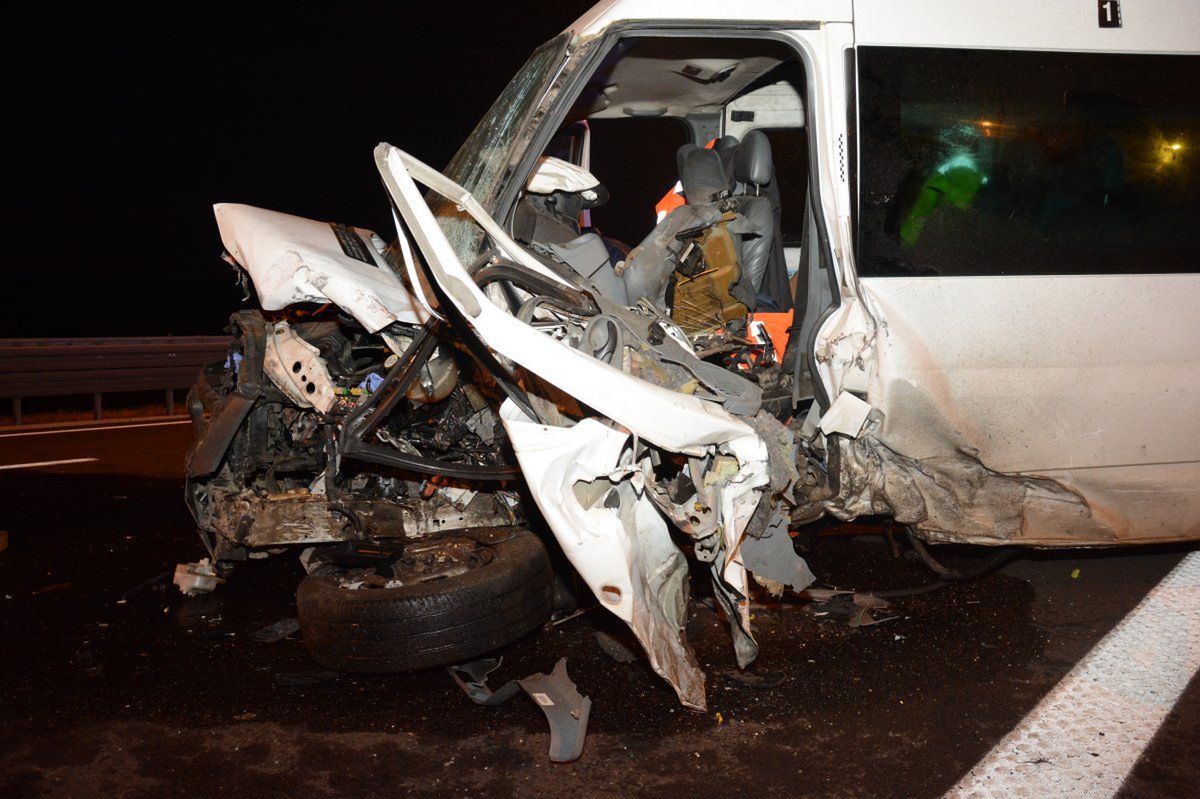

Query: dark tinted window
[
  {"left": 761, "top": 128, "right": 808, "bottom": 243},
  {"left": 856, "top": 47, "right": 1200, "bottom": 277}
]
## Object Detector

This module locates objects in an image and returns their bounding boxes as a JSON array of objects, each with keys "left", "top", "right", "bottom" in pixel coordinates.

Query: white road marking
[
  {"left": 0, "top": 457, "right": 99, "bottom": 471},
  {"left": 0, "top": 419, "right": 190, "bottom": 439},
  {"left": 946, "top": 550, "right": 1200, "bottom": 799}
]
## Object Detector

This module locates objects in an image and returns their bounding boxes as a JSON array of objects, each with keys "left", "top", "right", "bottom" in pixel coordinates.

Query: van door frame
[{"left": 487, "top": 21, "right": 853, "bottom": 413}]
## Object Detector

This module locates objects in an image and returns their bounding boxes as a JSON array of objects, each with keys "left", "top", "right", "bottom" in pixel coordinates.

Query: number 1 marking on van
[{"left": 1098, "top": 0, "right": 1122, "bottom": 28}]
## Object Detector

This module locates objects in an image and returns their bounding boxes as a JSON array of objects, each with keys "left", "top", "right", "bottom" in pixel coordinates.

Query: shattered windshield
[{"left": 434, "top": 32, "right": 575, "bottom": 262}]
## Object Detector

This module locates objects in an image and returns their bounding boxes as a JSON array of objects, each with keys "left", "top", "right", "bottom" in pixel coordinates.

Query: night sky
[{"left": 9, "top": 2, "right": 595, "bottom": 338}]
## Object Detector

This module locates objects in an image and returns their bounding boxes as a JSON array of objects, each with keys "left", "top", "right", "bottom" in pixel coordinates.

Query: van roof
[{"left": 569, "top": 0, "right": 1200, "bottom": 56}]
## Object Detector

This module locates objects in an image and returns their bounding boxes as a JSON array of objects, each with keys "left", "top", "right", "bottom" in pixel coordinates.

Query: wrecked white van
[{"left": 186, "top": 0, "right": 1200, "bottom": 709}]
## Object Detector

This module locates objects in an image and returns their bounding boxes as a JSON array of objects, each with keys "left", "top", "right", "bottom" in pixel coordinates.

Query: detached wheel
[{"left": 296, "top": 530, "right": 553, "bottom": 673}]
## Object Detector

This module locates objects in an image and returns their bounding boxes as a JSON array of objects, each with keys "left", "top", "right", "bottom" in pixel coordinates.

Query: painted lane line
[
  {"left": 0, "top": 458, "right": 99, "bottom": 471},
  {"left": 946, "top": 550, "right": 1200, "bottom": 799},
  {"left": 0, "top": 420, "right": 190, "bottom": 439}
]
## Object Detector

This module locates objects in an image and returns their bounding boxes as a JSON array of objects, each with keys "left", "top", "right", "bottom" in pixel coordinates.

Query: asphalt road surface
[{"left": 1, "top": 420, "right": 1196, "bottom": 798}]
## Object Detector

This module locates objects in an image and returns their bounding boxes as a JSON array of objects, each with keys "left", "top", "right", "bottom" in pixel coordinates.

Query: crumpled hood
[{"left": 214, "top": 203, "right": 429, "bottom": 333}]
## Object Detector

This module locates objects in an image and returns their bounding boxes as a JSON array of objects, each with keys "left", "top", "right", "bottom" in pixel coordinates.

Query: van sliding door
[{"left": 849, "top": 45, "right": 1200, "bottom": 543}]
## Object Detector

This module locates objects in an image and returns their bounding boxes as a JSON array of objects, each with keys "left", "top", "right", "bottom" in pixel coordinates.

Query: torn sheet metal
[
  {"left": 214, "top": 203, "right": 429, "bottom": 333},
  {"left": 375, "top": 145, "right": 763, "bottom": 456},
  {"left": 377, "top": 145, "right": 774, "bottom": 707},
  {"left": 819, "top": 391, "right": 872, "bottom": 438},
  {"left": 825, "top": 433, "right": 1109, "bottom": 545},
  {"left": 262, "top": 321, "right": 335, "bottom": 414},
  {"left": 710, "top": 435, "right": 770, "bottom": 671},
  {"left": 710, "top": 551, "right": 758, "bottom": 669},
  {"left": 812, "top": 295, "right": 880, "bottom": 398},
  {"left": 447, "top": 658, "right": 521, "bottom": 706},
  {"left": 740, "top": 511, "right": 815, "bottom": 594},
  {"left": 500, "top": 404, "right": 707, "bottom": 709},
  {"left": 739, "top": 412, "right": 816, "bottom": 594},
  {"left": 713, "top": 411, "right": 812, "bottom": 664},
  {"left": 518, "top": 658, "right": 591, "bottom": 763}
]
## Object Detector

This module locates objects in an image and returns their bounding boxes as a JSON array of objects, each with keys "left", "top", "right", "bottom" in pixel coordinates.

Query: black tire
[{"left": 296, "top": 530, "right": 553, "bottom": 673}]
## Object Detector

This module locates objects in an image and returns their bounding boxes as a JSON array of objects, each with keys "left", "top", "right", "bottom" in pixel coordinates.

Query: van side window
[
  {"left": 855, "top": 47, "right": 1200, "bottom": 277},
  {"left": 586, "top": 117, "right": 688, "bottom": 247},
  {"left": 760, "top": 128, "right": 808, "bottom": 244}
]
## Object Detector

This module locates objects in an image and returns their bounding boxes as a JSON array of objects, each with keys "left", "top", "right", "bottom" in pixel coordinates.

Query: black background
[{"left": 7, "top": 1, "right": 596, "bottom": 337}]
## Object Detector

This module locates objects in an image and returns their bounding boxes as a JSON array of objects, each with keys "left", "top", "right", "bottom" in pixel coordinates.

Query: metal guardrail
[{"left": 0, "top": 336, "right": 231, "bottom": 425}]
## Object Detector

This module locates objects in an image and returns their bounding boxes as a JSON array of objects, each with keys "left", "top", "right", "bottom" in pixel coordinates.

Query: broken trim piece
[
  {"left": 262, "top": 321, "right": 336, "bottom": 414},
  {"left": 518, "top": 658, "right": 592, "bottom": 763},
  {"left": 447, "top": 657, "right": 522, "bottom": 706}
]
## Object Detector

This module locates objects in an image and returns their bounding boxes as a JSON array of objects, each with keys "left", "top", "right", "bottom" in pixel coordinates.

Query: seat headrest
[
  {"left": 734, "top": 129, "right": 774, "bottom": 187},
  {"left": 679, "top": 145, "right": 731, "bottom": 204},
  {"left": 676, "top": 143, "right": 698, "bottom": 179},
  {"left": 713, "top": 135, "right": 740, "bottom": 177}
]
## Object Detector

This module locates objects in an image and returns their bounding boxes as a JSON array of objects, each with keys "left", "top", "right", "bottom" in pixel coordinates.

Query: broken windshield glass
[{"left": 433, "top": 32, "right": 573, "bottom": 262}]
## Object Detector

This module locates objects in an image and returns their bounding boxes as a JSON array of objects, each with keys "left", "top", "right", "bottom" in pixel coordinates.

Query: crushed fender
[{"left": 824, "top": 433, "right": 1108, "bottom": 545}]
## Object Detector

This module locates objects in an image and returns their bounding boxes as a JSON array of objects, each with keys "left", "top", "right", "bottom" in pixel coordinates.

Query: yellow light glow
[{"left": 1156, "top": 141, "right": 1185, "bottom": 170}]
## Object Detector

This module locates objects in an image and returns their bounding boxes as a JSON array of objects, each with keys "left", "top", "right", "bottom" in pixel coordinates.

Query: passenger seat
[{"left": 730, "top": 130, "right": 792, "bottom": 312}]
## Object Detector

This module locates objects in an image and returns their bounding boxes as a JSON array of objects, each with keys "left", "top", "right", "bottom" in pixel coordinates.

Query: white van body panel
[
  {"left": 574, "top": 0, "right": 1200, "bottom": 54},
  {"left": 571, "top": 0, "right": 853, "bottom": 39},
  {"left": 834, "top": 3, "right": 1200, "bottom": 543},
  {"left": 853, "top": 0, "right": 1200, "bottom": 54},
  {"left": 860, "top": 274, "right": 1200, "bottom": 543}
]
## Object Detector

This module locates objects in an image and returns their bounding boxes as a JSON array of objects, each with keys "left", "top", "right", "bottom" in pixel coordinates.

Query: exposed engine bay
[
  {"left": 185, "top": 308, "right": 521, "bottom": 556},
  {"left": 182, "top": 129, "right": 828, "bottom": 711},
  {"left": 184, "top": 208, "right": 526, "bottom": 576}
]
